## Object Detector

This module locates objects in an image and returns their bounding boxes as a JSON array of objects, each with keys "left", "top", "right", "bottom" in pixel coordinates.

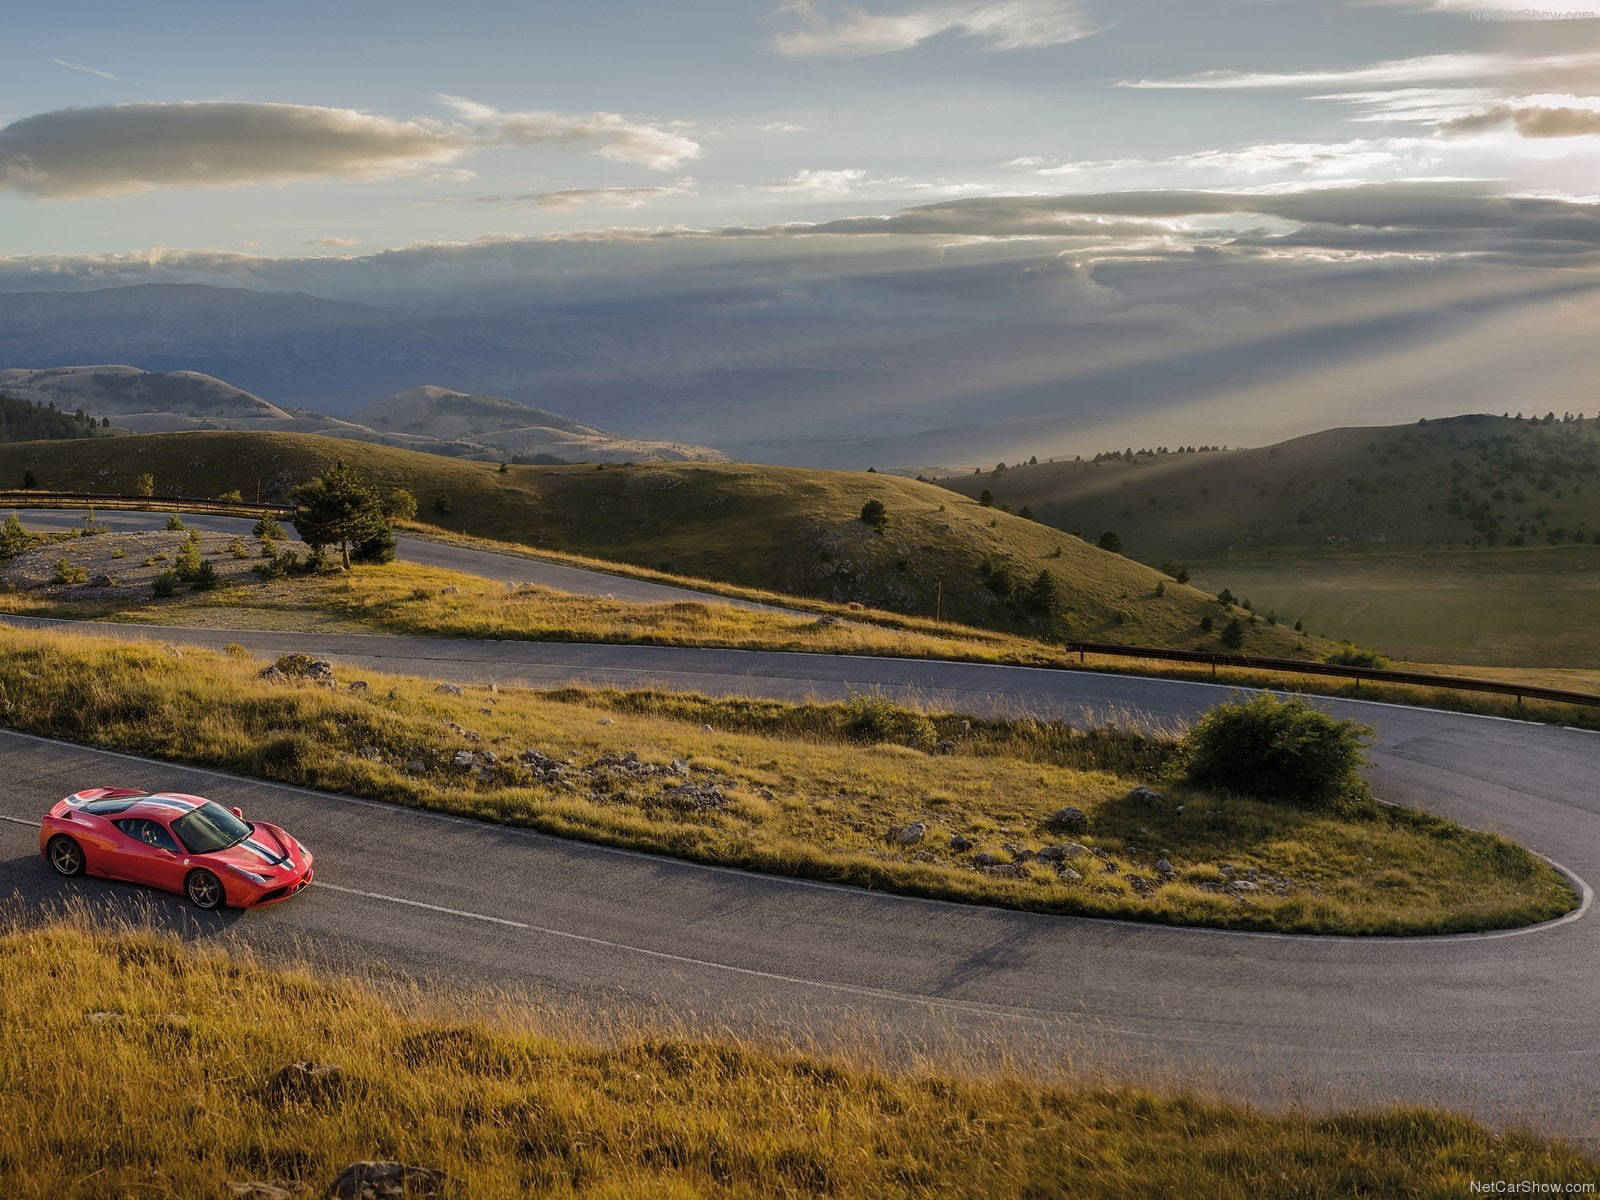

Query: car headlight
[{"left": 228, "top": 866, "right": 270, "bottom": 884}]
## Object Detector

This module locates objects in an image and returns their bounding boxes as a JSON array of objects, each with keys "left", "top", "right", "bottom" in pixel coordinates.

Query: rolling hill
[
  {"left": 940, "top": 414, "right": 1600, "bottom": 666},
  {"left": 0, "top": 430, "right": 1327, "bottom": 655},
  {"left": 352, "top": 385, "right": 725, "bottom": 462},
  {"left": 941, "top": 414, "right": 1600, "bottom": 561},
  {"left": 0, "top": 365, "right": 290, "bottom": 422}
]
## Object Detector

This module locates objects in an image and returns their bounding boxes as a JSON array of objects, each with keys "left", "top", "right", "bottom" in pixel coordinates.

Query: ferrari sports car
[{"left": 40, "top": 788, "right": 313, "bottom": 910}]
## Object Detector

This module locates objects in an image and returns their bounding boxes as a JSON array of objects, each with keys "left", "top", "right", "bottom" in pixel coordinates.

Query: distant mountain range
[
  {"left": 4, "top": 270, "right": 1594, "bottom": 470},
  {"left": 0, "top": 365, "right": 723, "bottom": 464}
]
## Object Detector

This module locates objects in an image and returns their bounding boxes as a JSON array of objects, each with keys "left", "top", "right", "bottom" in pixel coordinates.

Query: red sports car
[{"left": 41, "top": 788, "right": 313, "bottom": 910}]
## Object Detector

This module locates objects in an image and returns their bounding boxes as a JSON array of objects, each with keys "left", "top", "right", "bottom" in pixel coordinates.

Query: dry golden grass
[
  {"left": 0, "top": 623, "right": 1575, "bottom": 935},
  {"left": 1, "top": 917, "right": 1592, "bottom": 1199}
]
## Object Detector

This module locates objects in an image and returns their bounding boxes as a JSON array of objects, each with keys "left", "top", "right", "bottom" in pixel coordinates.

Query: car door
[{"left": 112, "top": 819, "right": 188, "bottom": 893}]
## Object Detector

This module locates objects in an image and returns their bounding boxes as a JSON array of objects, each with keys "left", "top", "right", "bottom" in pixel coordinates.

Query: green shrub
[
  {"left": 151, "top": 571, "right": 179, "bottom": 598},
  {"left": 1174, "top": 694, "right": 1374, "bottom": 812},
  {"left": 174, "top": 534, "right": 203, "bottom": 581},
  {"left": 227, "top": 537, "right": 248, "bottom": 559},
  {"left": 253, "top": 514, "right": 285, "bottom": 541},
  {"left": 191, "top": 560, "right": 219, "bottom": 591},
  {"left": 0, "top": 515, "right": 27, "bottom": 561},
  {"left": 217, "top": 488, "right": 244, "bottom": 503},
  {"left": 1325, "top": 643, "right": 1392, "bottom": 669},
  {"left": 52, "top": 558, "right": 87, "bottom": 586},
  {"left": 841, "top": 693, "right": 937, "bottom": 753},
  {"left": 859, "top": 499, "right": 888, "bottom": 527},
  {"left": 164, "top": 514, "right": 186, "bottom": 532}
]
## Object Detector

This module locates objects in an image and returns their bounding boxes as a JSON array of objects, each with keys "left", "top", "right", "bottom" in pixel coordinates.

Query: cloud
[
  {"left": 1381, "top": 0, "right": 1600, "bottom": 16},
  {"left": 436, "top": 95, "right": 700, "bottom": 170},
  {"left": 760, "top": 167, "right": 868, "bottom": 195},
  {"left": 510, "top": 185, "right": 693, "bottom": 209},
  {"left": 0, "top": 102, "right": 465, "bottom": 199},
  {"left": 1443, "top": 102, "right": 1600, "bottom": 138},
  {"left": 305, "top": 236, "right": 361, "bottom": 247},
  {"left": 48, "top": 58, "right": 117, "bottom": 80},
  {"left": 1035, "top": 137, "right": 1452, "bottom": 185},
  {"left": 772, "top": 0, "right": 1095, "bottom": 56},
  {"left": 1004, "top": 154, "right": 1045, "bottom": 166},
  {"left": 1121, "top": 50, "right": 1600, "bottom": 91}
]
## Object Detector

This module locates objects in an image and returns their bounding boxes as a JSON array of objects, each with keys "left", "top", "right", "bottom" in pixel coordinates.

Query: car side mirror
[{"left": 230, "top": 807, "right": 244, "bottom": 819}]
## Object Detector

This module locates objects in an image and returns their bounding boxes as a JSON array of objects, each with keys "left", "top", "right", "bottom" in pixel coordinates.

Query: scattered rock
[
  {"left": 662, "top": 782, "right": 730, "bottom": 811},
  {"left": 1044, "top": 806, "right": 1088, "bottom": 834},
  {"left": 357, "top": 747, "right": 381, "bottom": 762},
  {"left": 948, "top": 834, "right": 974, "bottom": 852},
  {"left": 226, "top": 1182, "right": 295, "bottom": 1200},
  {"left": 1002, "top": 842, "right": 1033, "bottom": 863},
  {"left": 814, "top": 615, "right": 842, "bottom": 627},
  {"left": 891, "top": 822, "right": 927, "bottom": 847},
  {"left": 1063, "top": 842, "right": 1089, "bottom": 860},
  {"left": 1058, "top": 867, "right": 1083, "bottom": 883},
  {"left": 1232, "top": 880, "right": 1259, "bottom": 893},
  {"left": 1035, "top": 845, "right": 1066, "bottom": 864},
  {"left": 933, "top": 739, "right": 956, "bottom": 755},
  {"left": 1125, "top": 874, "right": 1157, "bottom": 896},
  {"left": 347, "top": 680, "right": 369, "bottom": 693},
  {"left": 971, "top": 851, "right": 1006, "bottom": 868},
  {"left": 1219, "top": 864, "right": 1237, "bottom": 878},
  {"left": 433, "top": 683, "right": 463, "bottom": 696},
  {"left": 326, "top": 1161, "right": 446, "bottom": 1200},
  {"left": 979, "top": 862, "right": 1028, "bottom": 880},
  {"left": 440, "top": 586, "right": 460, "bottom": 595},
  {"left": 404, "top": 760, "right": 426, "bottom": 775},
  {"left": 83, "top": 1010, "right": 126, "bottom": 1026},
  {"left": 1154, "top": 859, "right": 1176, "bottom": 878},
  {"left": 257, "top": 666, "right": 286, "bottom": 683},
  {"left": 449, "top": 751, "right": 477, "bottom": 771},
  {"left": 598, "top": 717, "right": 614, "bottom": 726},
  {"left": 1127, "top": 786, "right": 1164, "bottom": 805},
  {"left": 266, "top": 1061, "right": 346, "bottom": 1104}
]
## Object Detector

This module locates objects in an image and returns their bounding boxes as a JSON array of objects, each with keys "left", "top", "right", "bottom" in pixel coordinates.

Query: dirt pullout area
[{"left": 1, "top": 530, "right": 307, "bottom": 599}]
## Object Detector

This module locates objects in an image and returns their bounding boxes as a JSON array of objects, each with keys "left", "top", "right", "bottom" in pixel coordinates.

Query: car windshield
[{"left": 171, "top": 802, "right": 251, "bottom": 855}]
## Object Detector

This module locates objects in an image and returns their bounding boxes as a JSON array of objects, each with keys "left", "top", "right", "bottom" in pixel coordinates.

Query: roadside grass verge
[
  {"left": 6, "top": 919, "right": 1593, "bottom": 1199},
  {"left": 0, "top": 624, "right": 1574, "bottom": 935}
]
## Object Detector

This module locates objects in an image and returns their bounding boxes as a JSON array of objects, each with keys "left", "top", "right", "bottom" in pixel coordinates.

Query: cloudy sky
[{"left": 2, "top": 0, "right": 1597, "bottom": 461}]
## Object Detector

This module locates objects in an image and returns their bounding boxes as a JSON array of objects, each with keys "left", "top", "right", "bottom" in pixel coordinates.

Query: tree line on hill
[{"left": 0, "top": 394, "right": 111, "bottom": 443}]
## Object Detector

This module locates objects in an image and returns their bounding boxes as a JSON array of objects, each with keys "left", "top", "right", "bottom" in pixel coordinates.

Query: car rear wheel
[
  {"left": 47, "top": 835, "right": 85, "bottom": 877},
  {"left": 185, "top": 869, "right": 225, "bottom": 911}
]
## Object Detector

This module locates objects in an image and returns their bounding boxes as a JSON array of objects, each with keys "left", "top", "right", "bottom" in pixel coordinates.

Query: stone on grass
[
  {"left": 266, "top": 1061, "right": 345, "bottom": 1104},
  {"left": 348, "top": 680, "right": 369, "bottom": 693},
  {"left": 948, "top": 834, "right": 974, "bottom": 853},
  {"left": 1044, "top": 806, "right": 1088, "bottom": 835},
  {"left": 891, "top": 821, "right": 927, "bottom": 847},
  {"left": 1154, "top": 859, "right": 1175, "bottom": 877},
  {"left": 1059, "top": 867, "right": 1083, "bottom": 883},
  {"left": 326, "top": 1161, "right": 446, "bottom": 1200}
]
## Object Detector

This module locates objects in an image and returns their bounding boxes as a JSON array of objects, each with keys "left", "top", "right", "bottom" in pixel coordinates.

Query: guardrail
[
  {"left": 1064, "top": 640, "right": 1600, "bottom": 710},
  {"left": 0, "top": 491, "right": 294, "bottom": 519}
]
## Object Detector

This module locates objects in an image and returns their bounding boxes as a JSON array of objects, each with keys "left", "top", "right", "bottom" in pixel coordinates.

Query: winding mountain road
[{"left": 2, "top": 509, "right": 1598, "bottom": 1137}]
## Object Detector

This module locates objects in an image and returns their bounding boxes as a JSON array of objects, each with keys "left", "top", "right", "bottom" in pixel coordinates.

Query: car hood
[{"left": 207, "top": 823, "right": 304, "bottom": 875}]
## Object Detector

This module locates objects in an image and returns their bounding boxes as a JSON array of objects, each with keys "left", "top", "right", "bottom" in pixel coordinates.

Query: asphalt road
[{"left": 3, "top": 509, "right": 1599, "bottom": 1136}]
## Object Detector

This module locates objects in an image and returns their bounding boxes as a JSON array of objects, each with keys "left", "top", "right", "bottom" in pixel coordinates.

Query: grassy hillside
[
  {"left": 944, "top": 414, "right": 1600, "bottom": 561},
  {"left": 0, "top": 430, "right": 1325, "bottom": 655},
  {"left": 942, "top": 415, "right": 1600, "bottom": 666},
  {"left": 9, "top": 921, "right": 1591, "bottom": 1199}
]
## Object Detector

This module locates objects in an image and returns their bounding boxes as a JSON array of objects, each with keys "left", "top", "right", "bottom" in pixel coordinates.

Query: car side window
[{"left": 115, "top": 818, "right": 180, "bottom": 854}]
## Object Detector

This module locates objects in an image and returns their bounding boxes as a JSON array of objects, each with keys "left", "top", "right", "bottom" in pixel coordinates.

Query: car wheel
[
  {"left": 47, "top": 835, "right": 85, "bottom": 877},
  {"left": 185, "top": 869, "right": 225, "bottom": 911}
]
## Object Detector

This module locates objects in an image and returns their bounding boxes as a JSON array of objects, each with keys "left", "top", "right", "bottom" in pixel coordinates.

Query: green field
[{"left": 1188, "top": 546, "right": 1600, "bottom": 670}]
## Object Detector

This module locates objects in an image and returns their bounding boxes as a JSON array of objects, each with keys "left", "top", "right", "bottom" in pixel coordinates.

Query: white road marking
[{"left": 309, "top": 880, "right": 1069, "bottom": 1022}]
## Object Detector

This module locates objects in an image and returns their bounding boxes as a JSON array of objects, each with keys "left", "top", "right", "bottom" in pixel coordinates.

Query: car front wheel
[
  {"left": 185, "top": 869, "right": 225, "bottom": 911},
  {"left": 47, "top": 835, "right": 85, "bottom": 877}
]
